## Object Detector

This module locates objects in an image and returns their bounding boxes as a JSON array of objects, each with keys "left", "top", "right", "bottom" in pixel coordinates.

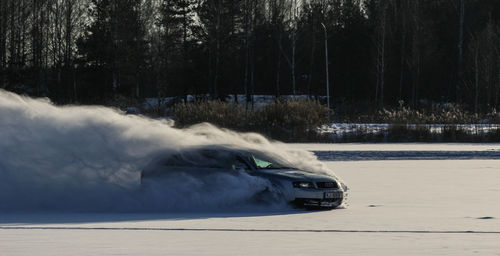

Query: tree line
[{"left": 1, "top": 0, "right": 500, "bottom": 113}]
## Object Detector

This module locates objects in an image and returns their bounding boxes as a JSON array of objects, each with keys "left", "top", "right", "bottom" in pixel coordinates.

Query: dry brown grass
[{"left": 174, "top": 99, "right": 332, "bottom": 141}]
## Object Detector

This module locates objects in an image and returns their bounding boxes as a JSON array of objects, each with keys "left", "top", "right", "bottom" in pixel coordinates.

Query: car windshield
[{"left": 248, "top": 153, "right": 290, "bottom": 170}]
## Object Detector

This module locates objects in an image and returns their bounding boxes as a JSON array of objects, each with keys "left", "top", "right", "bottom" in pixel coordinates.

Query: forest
[{"left": 1, "top": 0, "right": 500, "bottom": 114}]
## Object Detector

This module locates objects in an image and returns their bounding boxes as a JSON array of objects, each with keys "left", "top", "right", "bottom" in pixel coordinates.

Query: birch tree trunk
[
  {"left": 307, "top": 14, "right": 316, "bottom": 98},
  {"left": 213, "top": 0, "right": 221, "bottom": 99},
  {"left": 474, "top": 40, "right": 479, "bottom": 113},
  {"left": 456, "top": 0, "right": 465, "bottom": 103},
  {"left": 291, "top": 0, "right": 297, "bottom": 95},
  {"left": 410, "top": 0, "right": 420, "bottom": 108},
  {"left": 398, "top": 0, "right": 407, "bottom": 102},
  {"left": 374, "top": 1, "right": 387, "bottom": 108},
  {"left": 276, "top": 32, "right": 282, "bottom": 99},
  {"left": 244, "top": 0, "right": 250, "bottom": 108},
  {"left": 0, "top": 0, "right": 7, "bottom": 88}
]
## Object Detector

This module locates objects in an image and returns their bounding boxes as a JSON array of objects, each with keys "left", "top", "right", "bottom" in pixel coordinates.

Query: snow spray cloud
[{"left": 0, "top": 90, "right": 342, "bottom": 212}]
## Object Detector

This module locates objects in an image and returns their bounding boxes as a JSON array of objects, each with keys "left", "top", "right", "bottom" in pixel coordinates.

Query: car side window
[{"left": 231, "top": 158, "right": 250, "bottom": 170}]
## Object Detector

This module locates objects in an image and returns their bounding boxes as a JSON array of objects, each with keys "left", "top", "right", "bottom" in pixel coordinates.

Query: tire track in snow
[{"left": 1, "top": 226, "right": 500, "bottom": 234}]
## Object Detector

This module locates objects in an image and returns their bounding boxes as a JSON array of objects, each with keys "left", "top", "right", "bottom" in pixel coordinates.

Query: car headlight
[{"left": 293, "top": 181, "right": 315, "bottom": 189}]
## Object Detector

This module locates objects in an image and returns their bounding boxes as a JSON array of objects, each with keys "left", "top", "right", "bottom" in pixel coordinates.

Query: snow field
[{"left": 2, "top": 156, "right": 500, "bottom": 255}]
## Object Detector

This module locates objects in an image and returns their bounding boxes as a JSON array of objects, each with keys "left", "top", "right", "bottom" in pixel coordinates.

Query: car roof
[{"left": 150, "top": 145, "right": 250, "bottom": 168}]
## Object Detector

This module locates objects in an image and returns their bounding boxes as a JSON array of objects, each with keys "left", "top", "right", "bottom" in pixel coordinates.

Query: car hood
[{"left": 254, "top": 168, "right": 337, "bottom": 182}]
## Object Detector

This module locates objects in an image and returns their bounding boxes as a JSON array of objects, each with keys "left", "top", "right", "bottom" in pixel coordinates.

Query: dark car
[{"left": 141, "top": 145, "right": 346, "bottom": 209}]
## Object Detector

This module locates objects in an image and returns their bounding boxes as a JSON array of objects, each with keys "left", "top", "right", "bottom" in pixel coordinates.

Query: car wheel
[{"left": 251, "top": 184, "right": 284, "bottom": 205}]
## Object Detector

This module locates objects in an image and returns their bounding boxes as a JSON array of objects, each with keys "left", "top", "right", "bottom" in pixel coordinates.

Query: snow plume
[{"left": 0, "top": 90, "right": 339, "bottom": 212}]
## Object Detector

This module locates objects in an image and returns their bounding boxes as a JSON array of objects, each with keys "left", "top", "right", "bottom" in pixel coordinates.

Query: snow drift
[{"left": 0, "top": 90, "right": 339, "bottom": 212}]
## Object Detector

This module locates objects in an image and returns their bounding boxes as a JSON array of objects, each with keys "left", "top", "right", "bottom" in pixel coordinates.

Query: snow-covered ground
[{"left": 2, "top": 144, "right": 500, "bottom": 256}]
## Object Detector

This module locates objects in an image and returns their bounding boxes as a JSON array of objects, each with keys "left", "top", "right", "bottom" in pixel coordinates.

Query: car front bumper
[{"left": 292, "top": 189, "right": 344, "bottom": 208}]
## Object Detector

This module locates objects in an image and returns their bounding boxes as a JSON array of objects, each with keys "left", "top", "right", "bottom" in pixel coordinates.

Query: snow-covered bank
[
  {"left": 318, "top": 123, "right": 500, "bottom": 142},
  {"left": 320, "top": 123, "right": 500, "bottom": 135},
  {"left": 321, "top": 123, "right": 500, "bottom": 134}
]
